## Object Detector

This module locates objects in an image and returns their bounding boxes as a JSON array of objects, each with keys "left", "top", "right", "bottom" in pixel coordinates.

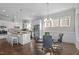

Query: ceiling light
[
  {"left": 6, "top": 15, "right": 8, "bottom": 16},
  {"left": 44, "top": 3, "right": 52, "bottom": 22},
  {"left": 2, "top": 10, "right": 6, "bottom": 12}
]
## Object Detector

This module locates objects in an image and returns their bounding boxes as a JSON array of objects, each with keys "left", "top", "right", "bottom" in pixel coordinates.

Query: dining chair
[
  {"left": 7, "top": 33, "right": 19, "bottom": 46},
  {"left": 52, "top": 33, "right": 63, "bottom": 51},
  {"left": 42, "top": 35, "right": 54, "bottom": 55},
  {"left": 11, "top": 36, "right": 19, "bottom": 46}
]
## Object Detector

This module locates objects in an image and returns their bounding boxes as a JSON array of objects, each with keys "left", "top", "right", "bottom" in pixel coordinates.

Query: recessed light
[
  {"left": 6, "top": 15, "right": 8, "bottom": 16},
  {"left": 2, "top": 10, "right": 6, "bottom": 12}
]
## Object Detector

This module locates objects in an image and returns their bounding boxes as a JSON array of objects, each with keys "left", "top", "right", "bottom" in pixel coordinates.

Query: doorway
[{"left": 34, "top": 25, "right": 40, "bottom": 40}]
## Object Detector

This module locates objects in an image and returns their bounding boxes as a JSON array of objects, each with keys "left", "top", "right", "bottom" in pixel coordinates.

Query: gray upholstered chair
[
  {"left": 58, "top": 33, "right": 63, "bottom": 43},
  {"left": 42, "top": 35, "right": 54, "bottom": 55},
  {"left": 43, "top": 35, "right": 52, "bottom": 48},
  {"left": 52, "top": 33, "right": 63, "bottom": 51}
]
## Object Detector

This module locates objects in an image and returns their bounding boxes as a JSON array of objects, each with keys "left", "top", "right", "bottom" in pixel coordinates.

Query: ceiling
[{"left": 0, "top": 3, "right": 78, "bottom": 22}]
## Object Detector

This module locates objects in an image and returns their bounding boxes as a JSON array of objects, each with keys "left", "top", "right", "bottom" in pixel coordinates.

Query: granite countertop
[{"left": 10, "top": 31, "right": 30, "bottom": 35}]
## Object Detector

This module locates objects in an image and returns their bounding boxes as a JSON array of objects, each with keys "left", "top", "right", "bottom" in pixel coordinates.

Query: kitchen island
[
  {"left": 7, "top": 30, "right": 31, "bottom": 46},
  {"left": 18, "top": 33, "right": 31, "bottom": 45}
]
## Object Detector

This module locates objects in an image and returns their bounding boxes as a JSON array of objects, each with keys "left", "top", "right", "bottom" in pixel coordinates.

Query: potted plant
[{"left": 45, "top": 32, "right": 50, "bottom": 36}]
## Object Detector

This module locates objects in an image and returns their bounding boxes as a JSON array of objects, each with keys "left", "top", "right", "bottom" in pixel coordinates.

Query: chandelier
[{"left": 44, "top": 3, "right": 52, "bottom": 27}]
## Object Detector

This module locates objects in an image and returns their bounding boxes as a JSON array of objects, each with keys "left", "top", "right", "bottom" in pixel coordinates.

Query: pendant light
[{"left": 44, "top": 3, "right": 52, "bottom": 27}]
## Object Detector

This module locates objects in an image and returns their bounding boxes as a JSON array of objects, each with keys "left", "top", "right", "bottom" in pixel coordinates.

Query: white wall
[
  {"left": 42, "top": 8, "right": 75, "bottom": 43},
  {"left": 32, "top": 8, "right": 75, "bottom": 43},
  {"left": 43, "top": 8, "right": 75, "bottom": 31},
  {"left": 75, "top": 5, "right": 79, "bottom": 50}
]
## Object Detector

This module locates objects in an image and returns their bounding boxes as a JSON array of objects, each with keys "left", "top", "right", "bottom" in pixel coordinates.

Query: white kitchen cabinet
[
  {"left": 18, "top": 33, "right": 31, "bottom": 45},
  {"left": 0, "top": 34, "right": 7, "bottom": 39}
]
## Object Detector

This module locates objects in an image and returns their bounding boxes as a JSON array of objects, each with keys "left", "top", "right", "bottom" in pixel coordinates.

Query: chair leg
[
  {"left": 61, "top": 43, "right": 63, "bottom": 49},
  {"left": 42, "top": 48, "right": 45, "bottom": 54},
  {"left": 50, "top": 48, "right": 53, "bottom": 55},
  {"left": 42, "top": 48, "right": 54, "bottom": 55},
  {"left": 52, "top": 47, "right": 55, "bottom": 52},
  {"left": 17, "top": 39, "right": 18, "bottom": 45},
  {"left": 11, "top": 40, "right": 13, "bottom": 47}
]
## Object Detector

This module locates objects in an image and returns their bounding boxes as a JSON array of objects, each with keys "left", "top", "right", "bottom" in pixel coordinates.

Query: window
[
  {"left": 43, "top": 16, "right": 70, "bottom": 27},
  {"left": 51, "top": 19, "right": 59, "bottom": 27},
  {"left": 60, "top": 16, "right": 70, "bottom": 27},
  {"left": 27, "top": 23, "right": 31, "bottom": 30},
  {"left": 43, "top": 18, "right": 51, "bottom": 27}
]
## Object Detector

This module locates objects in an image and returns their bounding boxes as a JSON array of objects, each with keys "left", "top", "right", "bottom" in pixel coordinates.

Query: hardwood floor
[
  {"left": 0, "top": 39, "right": 79, "bottom": 55},
  {"left": 0, "top": 39, "right": 34, "bottom": 55}
]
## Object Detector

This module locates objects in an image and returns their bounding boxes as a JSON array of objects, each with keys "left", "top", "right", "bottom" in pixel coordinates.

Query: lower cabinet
[
  {"left": 0, "top": 34, "right": 7, "bottom": 39},
  {"left": 18, "top": 33, "right": 31, "bottom": 45}
]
